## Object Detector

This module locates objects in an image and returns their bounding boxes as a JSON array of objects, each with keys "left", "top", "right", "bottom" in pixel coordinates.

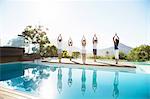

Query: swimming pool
[
  {"left": 0, "top": 62, "right": 150, "bottom": 99},
  {"left": 133, "top": 62, "right": 150, "bottom": 66}
]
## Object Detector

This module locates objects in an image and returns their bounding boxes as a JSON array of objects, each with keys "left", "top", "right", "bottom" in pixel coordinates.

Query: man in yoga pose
[
  {"left": 57, "top": 34, "right": 63, "bottom": 63},
  {"left": 68, "top": 37, "right": 73, "bottom": 61},
  {"left": 93, "top": 34, "right": 98, "bottom": 62},
  {"left": 113, "top": 33, "right": 119, "bottom": 64},
  {"left": 81, "top": 35, "right": 86, "bottom": 64}
]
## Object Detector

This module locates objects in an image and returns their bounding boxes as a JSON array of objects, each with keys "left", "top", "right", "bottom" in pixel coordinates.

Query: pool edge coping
[{"left": 0, "top": 85, "right": 39, "bottom": 99}]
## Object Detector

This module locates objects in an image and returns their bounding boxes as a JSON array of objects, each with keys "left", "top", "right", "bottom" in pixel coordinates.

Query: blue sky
[{"left": 0, "top": 0, "right": 149, "bottom": 49}]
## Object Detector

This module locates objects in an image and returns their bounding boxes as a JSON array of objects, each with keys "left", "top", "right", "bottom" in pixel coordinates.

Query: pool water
[
  {"left": 133, "top": 62, "right": 150, "bottom": 66},
  {"left": 0, "top": 62, "right": 150, "bottom": 99}
]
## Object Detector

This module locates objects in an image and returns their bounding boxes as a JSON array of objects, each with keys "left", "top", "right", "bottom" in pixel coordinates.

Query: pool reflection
[
  {"left": 0, "top": 69, "right": 24, "bottom": 81},
  {"left": 0, "top": 64, "right": 122, "bottom": 97},
  {"left": 113, "top": 72, "right": 119, "bottom": 99},
  {"left": 2, "top": 65, "right": 51, "bottom": 93},
  {"left": 68, "top": 68, "right": 72, "bottom": 87},
  {"left": 81, "top": 69, "right": 86, "bottom": 95},
  {"left": 57, "top": 67, "right": 62, "bottom": 94},
  {"left": 92, "top": 70, "right": 97, "bottom": 92}
]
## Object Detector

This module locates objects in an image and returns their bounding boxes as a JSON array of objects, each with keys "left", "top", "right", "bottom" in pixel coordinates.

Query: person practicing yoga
[
  {"left": 93, "top": 34, "right": 98, "bottom": 62},
  {"left": 81, "top": 35, "right": 86, "bottom": 64},
  {"left": 68, "top": 37, "right": 73, "bottom": 61},
  {"left": 113, "top": 33, "right": 120, "bottom": 64},
  {"left": 57, "top": 34, "right": 63, "bottom": 63}
]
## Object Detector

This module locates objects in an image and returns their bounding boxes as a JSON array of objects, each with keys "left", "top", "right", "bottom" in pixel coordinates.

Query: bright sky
[{"left": 0, "top": 0, "right": 150, "bottom": 50}]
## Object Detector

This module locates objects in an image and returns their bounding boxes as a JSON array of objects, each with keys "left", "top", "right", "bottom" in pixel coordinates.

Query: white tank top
[
  {"left": 93, "top": 43, "right": 97, "bottom": 49},
  {"left": 93, "top": 37, "right": 97, "bottom": 49},
  {"left": 82, "top": 46, "right": 86, "bottom": 54},
  {"left": 57, "top": 41, "right": 62, "bottom": 49}
]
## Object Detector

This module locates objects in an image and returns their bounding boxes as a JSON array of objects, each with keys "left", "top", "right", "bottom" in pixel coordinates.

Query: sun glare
[{"left": 39, "top": 78, "right": 57, "bottom": 99}]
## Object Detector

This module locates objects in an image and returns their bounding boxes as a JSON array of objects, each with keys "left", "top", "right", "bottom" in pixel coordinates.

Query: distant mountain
[{"left": 97, "top": 43, "right": 132, "bottom": 56}]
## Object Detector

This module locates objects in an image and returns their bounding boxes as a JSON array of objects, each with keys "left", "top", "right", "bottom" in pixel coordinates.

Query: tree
[
  {"left": 72, "top": 51, "right": 80, "bottom": 58},
  {"left": 42, "top": 45, "right": 58, "bottom": 57},
  {"left": 22, "top": 25, "right": 50, "bottom": 56},
  {"left": 119, "top": 51, "right": 127, "bottom": 60},
  {"left": 42, "top": 45, "right": 51, "bottom": 57},
  {"left": 145, "top": 45, "right": 150, "bottom": 60},
  {"left": 106, "top": 51, "right": 109, "bottom": 56},
  {"left": 127, "top": 45, "right": 150, "bottom": 61},
  {"left": 62, "top": 50, "right": 69, "bottom": 58},
  {"left": 49, "top": 45, "right": 58, "bottom": 57},
  {"left": 105, "top": 51, "right": 111, "bottom": 59}
]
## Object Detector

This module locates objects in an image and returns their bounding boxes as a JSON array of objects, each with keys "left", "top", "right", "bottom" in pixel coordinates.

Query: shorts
[
  {"left": 115, "top": 49, "right": 119, "bottom": 59},
  {"left": 93, "top": 49, "right": 97, "bottom": 55},
  {"left": 58, "top": 49, "right": 62, "bottom": 55}
]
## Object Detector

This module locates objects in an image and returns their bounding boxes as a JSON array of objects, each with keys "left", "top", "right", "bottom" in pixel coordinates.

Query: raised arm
[
  {"left": 93, "top": 35, "right": 98, "bottom": 43},
  {"left": 60, "top": 35, "right": 62, "bottom": 41},
  {"left": 85, "top": 38, "right": 86, "bottom": 45},
  {"left": 81, "top": 36, "right": 83, "bottom": 44},
  {"left": 113, "top": 36, "right": 115, "bottom": 42},
  {"left": 57, "top": 36, "right": 59, "bottom": 41},
  {"left": 96, "top": 36, "right": 98, "bottom": 43},
  {"left": 82, "top": 36, "right": 85, "bottom": 41},
  {"left": 116, "top": 35, "right": 119, "bottom": 40},
  {"left": 57, "top": 34, "right": 62, "bottom": 41},
  {"left": 93, "top": 37, "right": 94, "bottom": 44},
  {"left": 82, "top": 36, "right": 86, "bottom": 46},
  {"left": 68, "top": 39, "right": 70, "bottom": 45},
  {"left": 68, "top": 38, "right": 73, "bottom": 46},
  {"left": 71, "top": 39, "right": 73, "bottom": 45}
]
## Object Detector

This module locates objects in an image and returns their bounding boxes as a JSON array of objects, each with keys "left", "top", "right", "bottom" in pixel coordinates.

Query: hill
[{"left": 97, "top": 43, "right": 132, "bottom": 56}]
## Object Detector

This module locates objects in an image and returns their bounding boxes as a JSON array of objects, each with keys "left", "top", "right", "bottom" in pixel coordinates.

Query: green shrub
[
  {"left": 127, "top": 45, "right": 150, "bottom": 61},
  {"left": 72, "top": 51, "right": 80, "bottom": 58}
]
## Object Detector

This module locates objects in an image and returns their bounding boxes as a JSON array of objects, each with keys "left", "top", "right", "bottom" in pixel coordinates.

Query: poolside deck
[
  {"left": 42, "top": 58, "right": 136, "bottom": 68},
  {"left": 0, "top": 86, "right": 38, "bottom": 99}
]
